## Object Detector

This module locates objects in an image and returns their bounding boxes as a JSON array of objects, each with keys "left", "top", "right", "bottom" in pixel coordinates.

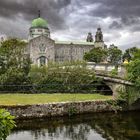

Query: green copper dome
[{"left": 31, "top": 17, "right": 48, "bottom": 28}]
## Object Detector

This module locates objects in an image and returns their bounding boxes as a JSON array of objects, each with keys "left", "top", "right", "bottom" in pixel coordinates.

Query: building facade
[{"left": 27, "top": 14, "right": 106, "bottom": 66}]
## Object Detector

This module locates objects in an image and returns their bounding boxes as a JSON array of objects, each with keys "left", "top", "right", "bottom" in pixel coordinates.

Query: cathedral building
[{"left": 27, "top": 12, "right": 106, "bottom": 66}]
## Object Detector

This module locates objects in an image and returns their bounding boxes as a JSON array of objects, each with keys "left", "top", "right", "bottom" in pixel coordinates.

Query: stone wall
[
  {"left": 55, "top": 43, "right": 94, "bottom": 62},
  {"left": 0, "top": 100, "right": 115, "bottom": 119}
]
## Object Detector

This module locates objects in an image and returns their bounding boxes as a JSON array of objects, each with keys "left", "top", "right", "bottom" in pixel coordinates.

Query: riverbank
[{"left": 0, "top": 99, "right": 117, "bottom": 119}]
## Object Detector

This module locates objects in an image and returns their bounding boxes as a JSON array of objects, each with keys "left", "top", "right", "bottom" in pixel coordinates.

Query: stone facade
[
  {"left": 27, "top": 15, "right": 107, "bottom": 66},
  {"left": 27, "top": 31, "right": 106, "bottom": 66},
  {"left": 55, "top": 42, "right": 94, "bottom": 62},
  {"left": 28, "top": 35, "right": 55, "bottom": 66}
]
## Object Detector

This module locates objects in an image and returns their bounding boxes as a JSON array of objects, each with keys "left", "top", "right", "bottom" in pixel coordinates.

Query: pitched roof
[{"left": 55, "top": 41, "right": 94, "bottom": 45}]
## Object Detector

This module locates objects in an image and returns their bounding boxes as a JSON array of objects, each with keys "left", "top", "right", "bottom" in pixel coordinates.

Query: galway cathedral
[{"left": 27, "top": 12, "right": 107, "bottom": 66}]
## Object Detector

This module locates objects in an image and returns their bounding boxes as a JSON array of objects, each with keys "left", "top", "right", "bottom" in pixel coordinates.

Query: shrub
[
  {"left": 0, "top": 109, "right": 16, "bottom": 140},
  {"left": 109, "top": 68, "right": 118, "bottom": 77},
  {"left": 29, "top": 62, "right": 98, "bottom": 93}
]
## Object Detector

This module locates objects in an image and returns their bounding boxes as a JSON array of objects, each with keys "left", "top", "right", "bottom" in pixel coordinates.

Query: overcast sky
[{"left": 0, "top": 0, "right": 140, "bottom": 50}]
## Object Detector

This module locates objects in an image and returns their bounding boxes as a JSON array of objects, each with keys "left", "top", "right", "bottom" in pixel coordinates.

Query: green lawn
[{"left": 0, "top": 94, "right": 112, "bottom": 105}]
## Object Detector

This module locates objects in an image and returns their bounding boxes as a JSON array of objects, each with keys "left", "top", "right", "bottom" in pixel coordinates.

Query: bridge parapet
[
  {"left": 96, "top": 75, "right": 133, "bottom": 86},
  {"left": 87, "top": 62, "right": 126, "bottom": 78}
]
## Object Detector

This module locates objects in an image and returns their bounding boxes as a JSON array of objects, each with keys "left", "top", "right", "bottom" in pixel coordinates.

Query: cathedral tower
[
  {"left": 95, "top": 27, "right": 103, "bottom": 42},
  {"left": 94, "top": 27, "right": 106, "bottom": 49}
]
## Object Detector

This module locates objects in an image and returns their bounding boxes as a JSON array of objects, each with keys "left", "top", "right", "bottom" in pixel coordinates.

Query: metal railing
[{"left": 0, "top": 84, "right": 112, "bottom": 94}]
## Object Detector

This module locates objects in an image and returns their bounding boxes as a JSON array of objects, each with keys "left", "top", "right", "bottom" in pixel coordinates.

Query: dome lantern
[{"left": 31, "top": 10, "right": 48, "bottom": 28}]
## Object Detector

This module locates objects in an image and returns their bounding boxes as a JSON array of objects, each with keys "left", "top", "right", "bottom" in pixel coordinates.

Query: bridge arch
[
  {"left": 92, "top": 81, "right": 113, "bottom": 95},
  {"left": 95, "top": 75, "right": 132, "bottom": 98},
  {"left": 104, "top": 81, "right": 126, "bottom": 98}
]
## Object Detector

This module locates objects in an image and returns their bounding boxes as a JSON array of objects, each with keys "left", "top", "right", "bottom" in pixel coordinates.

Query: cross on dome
[{"left": 38, "top": 10, "right": 41, "bottom": 17}]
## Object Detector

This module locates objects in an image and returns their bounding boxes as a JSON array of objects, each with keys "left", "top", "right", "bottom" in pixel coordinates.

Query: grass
[{"left": 0, "top": 94, "right": 112, "bottom": 105}]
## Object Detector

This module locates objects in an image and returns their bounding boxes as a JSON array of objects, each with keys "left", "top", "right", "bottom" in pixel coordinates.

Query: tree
[
  {"left": 0, "top": 38, "right": 31, "bottom": 90},
  {"left": 123, "top": 47, "right": 139, "bottom": 62},
  {"left": 0, "top": 38, "right": 30, "bottom": 74},
  {"left": 125, "top": 52, "right": 140, "bottom": 103},
  {"left": 132, "top": 48, "right": 140, "bottom": 60},
  {"left": 107, "top": 45, "right": 122, "bottom": 65},
  {"left": 126, "top": 48, "right": 140, "bottom": 85},
  {"left": 84, "top": 47, "right": 107, "bottom": 63},
  {"left": 126, "top": 59, "right": 140, "bottom": 86}
]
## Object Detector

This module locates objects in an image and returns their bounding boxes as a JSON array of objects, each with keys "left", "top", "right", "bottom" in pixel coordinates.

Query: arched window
[
  {"left": 39, "top": 56, "right": 46, "bottom": 66},
  {"left": 99, "top": 35, "right": 102, "bottom": 41}
]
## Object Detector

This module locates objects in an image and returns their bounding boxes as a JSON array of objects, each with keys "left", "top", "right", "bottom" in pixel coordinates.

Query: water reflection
[{"left": 7, "top": 112, "right": 140, "bottom": 140}]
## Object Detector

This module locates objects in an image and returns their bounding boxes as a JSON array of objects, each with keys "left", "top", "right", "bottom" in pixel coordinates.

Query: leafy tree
[
  {"left": 0, "top": 38, "right": 31, "bottom": 91},
  {"left": 126, "top": 59, "right": 140, "bottom": 85},
  {"left": 0, "top": 109, "right": 15, "bottom": 140},
  {"left": 107, "top": 45, "right": 122, "bottom": 65},
  {"left": 123, "top": 47, "right": 139, "bottom": 62},
  {"left": 126, "top": 54, "right": 140, "bottom": 102},
  {"left": 84, "top": 47, "right": 107, "bottom": 63},
  {"left": 132, "top": 48, "right": 140, "bottom": 60},
  {"left": 0, "top": 38, "right": 30, "bottom": 74}
]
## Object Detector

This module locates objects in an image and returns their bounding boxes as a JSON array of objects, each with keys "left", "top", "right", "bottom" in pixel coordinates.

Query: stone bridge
[
  {"left": 79, "top": 63, "right": 139, "bottom": 107},
  {"left": 95, "top": 74, "right": 133, "bottom": 98},
  {"left": 85, "top": 62, "right": 133, "bottom": 98},
  {"left": 95, "top": 74, "right": 140, "bottom": 110}
]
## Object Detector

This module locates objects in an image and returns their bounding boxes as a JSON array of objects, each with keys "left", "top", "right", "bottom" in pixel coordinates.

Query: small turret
[{"left": 86, "top": 32, "right": 93, "bottom": 42}]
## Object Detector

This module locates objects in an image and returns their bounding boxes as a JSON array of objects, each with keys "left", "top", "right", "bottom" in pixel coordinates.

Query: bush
[
  {"left": 0, "top": 61, "right": 102, "bottom": 93},
  {"left": 0, "top": 67, "right": 31, "bottom": 93},
  {"left": 29, "top": 62, "right": 98, "bottom": 93},
  {"left": 109, "top": 68, "right": 118, "bottom": 77},
  {"left": 0, "top": 109, "right": 15, "bottom": 140}
]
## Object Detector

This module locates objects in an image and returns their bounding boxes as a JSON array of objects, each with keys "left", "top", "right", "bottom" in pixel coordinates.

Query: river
[{"left": 7, "top": 111, "right": 140, "bottom": 140}]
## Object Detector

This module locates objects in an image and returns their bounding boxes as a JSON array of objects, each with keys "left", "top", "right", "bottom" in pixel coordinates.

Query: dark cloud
[
  {"left": 109, "top": 21, "right": 122, "bottom": 29},
  {"left": 121, "top": 17, "right": 140, "bottom": 26},
  {"left": 84, "top": 0, "right": 140, "bottom": 17},
  {"left": 0, "top": 0, "right": 71, "bottom": 19},
  {"left": 0, "top": 0, "right": 140, "bottom": 49},
  {"left": 0, "top": 0, "right": 71, "bottom": 35},
  {"left": 109, "top": 17, "right": 140, "bottom": 31},
  {"left": 90, "top": 0, "right": 140, "bottom": 27}
]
